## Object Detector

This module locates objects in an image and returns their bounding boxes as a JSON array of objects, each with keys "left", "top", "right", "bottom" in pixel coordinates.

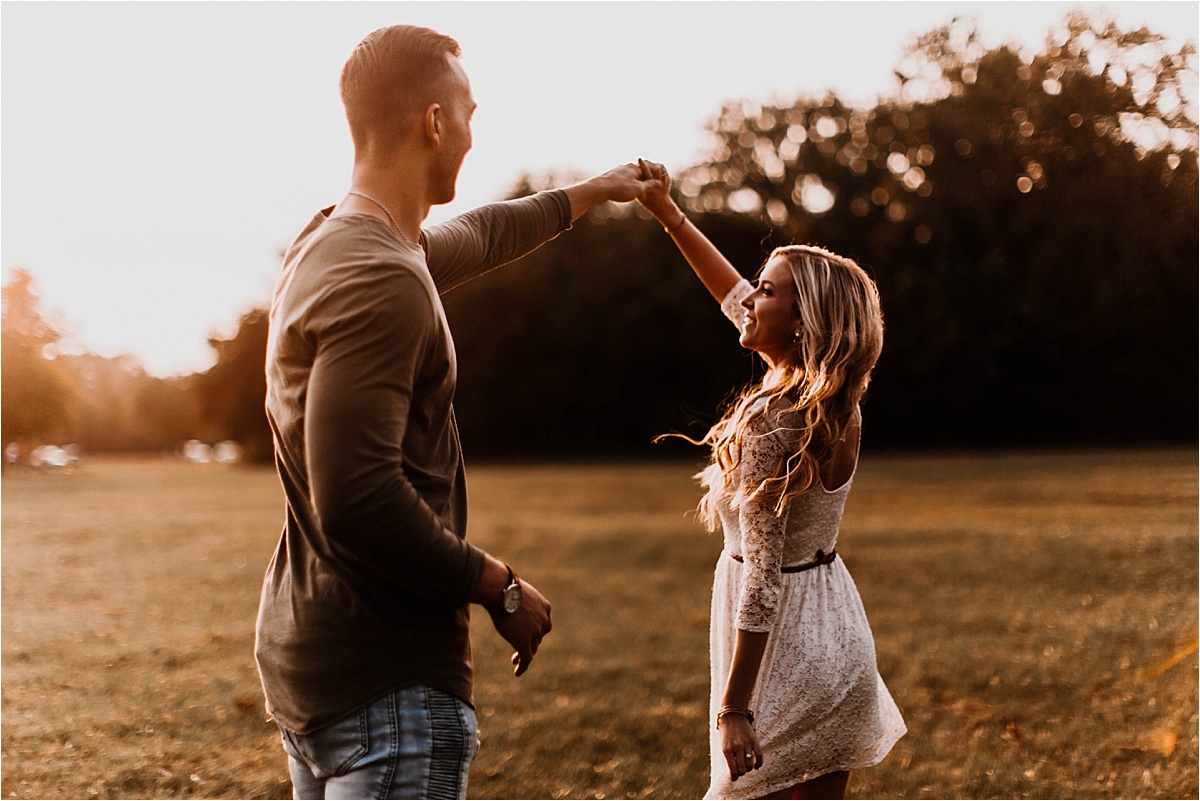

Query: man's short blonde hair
[{"left": 340, "top": 25, "right": 461, "bottom": 149}]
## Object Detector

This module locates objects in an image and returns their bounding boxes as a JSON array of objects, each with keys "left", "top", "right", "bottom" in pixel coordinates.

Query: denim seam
[
  {"left": 424, "top": 687, "right": 467, "bottom": 799},
  {"left": 372, "top": 690, "right": 399, "bottom": 798},
  {"left": 455, "top": 697, "right": 473, "bottom": 793}
]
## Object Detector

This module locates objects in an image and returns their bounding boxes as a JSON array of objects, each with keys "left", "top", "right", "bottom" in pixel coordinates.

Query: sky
[{"left": 3, "top": 1, "right": 1196, "bottom": 377}]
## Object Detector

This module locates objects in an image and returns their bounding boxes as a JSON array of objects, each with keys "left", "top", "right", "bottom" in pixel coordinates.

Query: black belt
[{"left": 729, "top": 548, "right": 837, "bottom": 573}]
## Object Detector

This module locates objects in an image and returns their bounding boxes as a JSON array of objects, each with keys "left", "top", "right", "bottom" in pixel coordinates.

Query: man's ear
[{"left": 423, "top": 103, "right": 443, "bottom": 147}]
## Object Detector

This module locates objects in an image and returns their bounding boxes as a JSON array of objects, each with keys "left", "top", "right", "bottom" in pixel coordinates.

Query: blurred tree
[
  {"left": 169, "top": 13, "right": 1196, "bottom": 458},
  {"left": 1, "top": 269, "right": 77, "bottom": 448},
  {"left": 676, "top": 12, "right": 1198, "bottom": 446},
  {"left": 61, "top": 353, "right": 200, "bottom": 453},
  {"left": 192, "top": 308, "right": 272, "bottom": 462}
]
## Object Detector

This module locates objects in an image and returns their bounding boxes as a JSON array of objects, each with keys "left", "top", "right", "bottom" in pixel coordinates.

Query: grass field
[{"left": 2, "top": 449, "right": 1196, "bottom": 799}]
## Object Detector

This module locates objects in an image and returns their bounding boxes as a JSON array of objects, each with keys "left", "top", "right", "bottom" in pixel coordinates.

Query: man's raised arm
[{"left": 422, "top": 163, "right": 655, "bottom": 293}]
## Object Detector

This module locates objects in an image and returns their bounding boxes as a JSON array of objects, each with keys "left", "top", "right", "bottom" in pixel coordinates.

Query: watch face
[{"left": 502, "top": 583, "right": 522, "bottom": 614}]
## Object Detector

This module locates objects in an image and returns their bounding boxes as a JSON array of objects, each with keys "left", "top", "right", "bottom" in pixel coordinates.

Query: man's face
[{"left": 430, "top": 56, "right": 475, "bottom": 205}]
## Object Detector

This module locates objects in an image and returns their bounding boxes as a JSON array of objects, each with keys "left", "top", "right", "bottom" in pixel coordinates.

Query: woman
[{"left": 636, "top": 161, "right": 906, "bottom": 800}]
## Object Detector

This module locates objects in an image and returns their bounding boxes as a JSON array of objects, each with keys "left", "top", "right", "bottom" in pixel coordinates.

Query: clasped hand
[
  {"left": 489, "top": 579, "right": 552, "bottom": 677},
  {"left": 635, "top": 159, "right": 680, "bottom": 224},
  {"left": 720, "top": 714, "right": 764, "bottom": 782},
  {"left": 565, "top": 159, "right": 676, "bottom": 221}
]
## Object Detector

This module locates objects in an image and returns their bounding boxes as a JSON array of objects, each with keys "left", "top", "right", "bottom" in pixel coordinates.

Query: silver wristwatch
[{"left": 492, "top": 566, "right": 522, "bottom": 615}]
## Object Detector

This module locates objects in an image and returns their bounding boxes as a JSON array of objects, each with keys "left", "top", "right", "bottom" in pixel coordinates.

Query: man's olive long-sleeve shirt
[{"left": 255, "top": 190, "right": 572, "bottom": 734}]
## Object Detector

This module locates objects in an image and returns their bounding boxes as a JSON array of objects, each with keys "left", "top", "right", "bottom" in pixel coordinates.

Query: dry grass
[{"left": 2, "top": 449, "right": 1196, "bottom": 799}]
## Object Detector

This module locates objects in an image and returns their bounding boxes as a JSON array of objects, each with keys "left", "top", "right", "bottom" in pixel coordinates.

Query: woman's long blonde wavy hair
[{"left": 694, "top": 245, "right": 884, "bottom": 530}]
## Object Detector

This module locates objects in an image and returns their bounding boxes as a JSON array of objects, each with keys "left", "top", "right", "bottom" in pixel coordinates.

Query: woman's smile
[{"left": 737, "top": 257, "right": 803, "bottom": 365}]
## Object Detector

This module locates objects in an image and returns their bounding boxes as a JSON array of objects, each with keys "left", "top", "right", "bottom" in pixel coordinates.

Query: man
[{"left": 254, "top": 24, "right": 654, "bottom": 800}]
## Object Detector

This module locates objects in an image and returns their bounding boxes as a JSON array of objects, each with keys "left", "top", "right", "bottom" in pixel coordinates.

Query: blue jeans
[{"left": 280, "top": 686, "right": 480, "bottom": 800}]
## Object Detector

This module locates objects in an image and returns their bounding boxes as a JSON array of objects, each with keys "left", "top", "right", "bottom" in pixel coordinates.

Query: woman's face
[{"left": 739, "top": 256, "right": 804, "bottom": 366}]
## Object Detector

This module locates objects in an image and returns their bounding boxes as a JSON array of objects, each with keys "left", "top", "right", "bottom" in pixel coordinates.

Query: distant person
[
  {"left": 254, "top": 25, "right": 654, "bottom": 800},
  {"left": 636, "top": 160, "right": 906, "bottom": 800}
]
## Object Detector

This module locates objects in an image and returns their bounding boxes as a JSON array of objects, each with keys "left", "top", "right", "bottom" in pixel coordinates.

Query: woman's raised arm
[{"left": 637, "top": 160, "right": 744, "bottom": 303}]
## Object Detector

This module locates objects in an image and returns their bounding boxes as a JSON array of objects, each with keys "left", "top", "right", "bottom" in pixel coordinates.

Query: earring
[{"left": 792, "top": 330, "right": 801, "bottom": 341}]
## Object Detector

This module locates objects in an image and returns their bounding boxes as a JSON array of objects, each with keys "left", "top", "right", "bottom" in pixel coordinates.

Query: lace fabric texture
[{"left": 703, "top": 280, "right": 906, "bottom": 799}]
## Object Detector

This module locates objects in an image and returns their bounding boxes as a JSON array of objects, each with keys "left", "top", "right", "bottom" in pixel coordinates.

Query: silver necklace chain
[{"left": 347, "top": 190, "right": 415, "bottom": 245}]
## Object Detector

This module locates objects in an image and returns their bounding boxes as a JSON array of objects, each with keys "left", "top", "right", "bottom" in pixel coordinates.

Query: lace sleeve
[
  {"left": 720, "top": 279, "right": 754, "bottom": 328},
  {"left": 734, "top": 428, "right": 790, "bottom": 632}
]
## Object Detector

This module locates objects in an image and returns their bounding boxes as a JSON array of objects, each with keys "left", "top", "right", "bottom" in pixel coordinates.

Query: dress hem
[{"left": 704, "top": 724, "right": 907, "bottom": 800}]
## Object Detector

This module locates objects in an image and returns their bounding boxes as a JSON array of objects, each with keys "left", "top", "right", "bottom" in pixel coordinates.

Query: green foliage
[
  {"left": 2, "top": 270, "right": 208, "bottom": 456},
  {"left": 445, "top": 13, "right": 1198, "bottom": 455},
  {"left": 192, "top": 308, "right": 272, "bottom": 462},
  {"left": 60, "top": 353, "right": 200, "bottom": 453},
  {"left": 1, "top": 269, "right": 77, "bottom": 446},
  {"left": 675, "top": 14, "right": 1197, "bottom": 446},
  {"left": 21, "top": 12, "right": 1188, "bottom": 458}
]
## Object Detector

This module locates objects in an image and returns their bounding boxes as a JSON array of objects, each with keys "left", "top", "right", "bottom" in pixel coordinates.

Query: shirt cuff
[
  {"left": 720, "top": 279, "right": 754, "bottom": 327},
  {"left": 546, "top": 189, "right": 573, "bottom": 234}
]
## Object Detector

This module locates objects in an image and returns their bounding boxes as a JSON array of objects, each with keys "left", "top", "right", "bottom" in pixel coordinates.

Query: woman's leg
[
  {"left": 792, "top": 770, "right": 849, "bottom": 800},
  {"left": 757, "top": 770, "right": 850, "bottom": 800}
]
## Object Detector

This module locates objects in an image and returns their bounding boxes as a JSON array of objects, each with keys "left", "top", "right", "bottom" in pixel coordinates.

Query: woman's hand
[
  {"left": 719, "top": 714, "right": 764, "bottom": 782},
  {"left": 634, "top": 158, "right": 742, "bottom": 301},
  {"left": 562, "top": 163, "right": 657, "bottom": 221},
  {"left": 636, "top": 159, "right": 683, "bottom": 227}
]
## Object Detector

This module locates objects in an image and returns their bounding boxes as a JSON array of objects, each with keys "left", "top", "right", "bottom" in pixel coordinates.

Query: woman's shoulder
[
  {"left": 743, "top": 396, "right": 803, "bottom": 453},
  {"left": 744, "top": 396, "right": 860, "bottom": 460},
  {"left": 750, "top": 392, "right": 804, "bottom": 430}
]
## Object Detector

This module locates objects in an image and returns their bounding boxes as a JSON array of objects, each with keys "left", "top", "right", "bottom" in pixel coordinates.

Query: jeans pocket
[
  {"left": 284, "top": 708, "right": 371, "bottom": 779},
  {"left": 329, "top": 709, "right": 371, "bottom": 777}
]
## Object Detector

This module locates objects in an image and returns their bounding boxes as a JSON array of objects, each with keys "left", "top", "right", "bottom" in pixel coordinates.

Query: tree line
[
  {"left": 451, "top": 14, "right": 1197, "bottom": 455},
  {"left": 2, "top": 270, "right": 272, "bottom": 462},
  {"left": 4, "top": 13, "right": 1195, "bottom": 462}
]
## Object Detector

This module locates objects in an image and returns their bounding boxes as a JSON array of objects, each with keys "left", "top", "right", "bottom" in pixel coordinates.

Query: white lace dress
[{"left": 703, "top": 281, "right": 906, "bottom": 800}]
